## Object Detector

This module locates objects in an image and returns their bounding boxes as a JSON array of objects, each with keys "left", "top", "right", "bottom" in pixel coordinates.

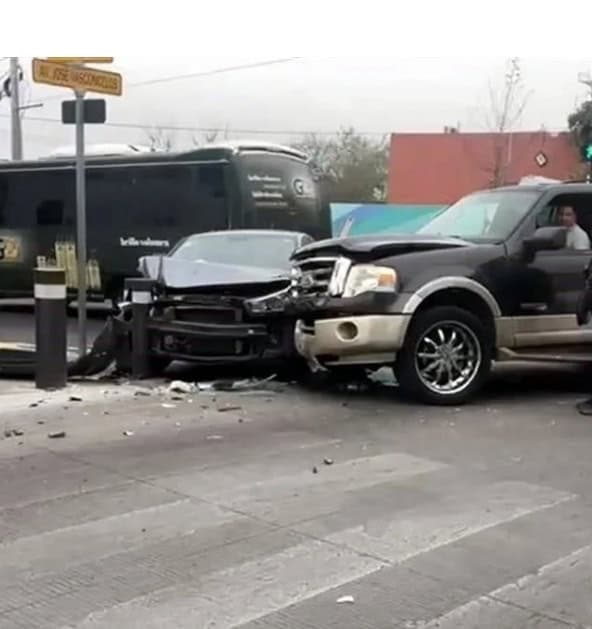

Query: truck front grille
[
  {"left": 291, "top": 256, "right": 352, "bottom": 298},
  {"left": 291, "top": 257, "right": 338, "bottom": 297}
]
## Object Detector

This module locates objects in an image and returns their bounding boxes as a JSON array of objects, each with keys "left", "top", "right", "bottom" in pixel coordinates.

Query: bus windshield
[{"left": 237, "top": 152, "right": 330, "bottom": 239}]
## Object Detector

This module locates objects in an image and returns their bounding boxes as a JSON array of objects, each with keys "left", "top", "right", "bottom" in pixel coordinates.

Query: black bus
[{"left": 0, "top": 141, "right": 330, "bottom": 300}]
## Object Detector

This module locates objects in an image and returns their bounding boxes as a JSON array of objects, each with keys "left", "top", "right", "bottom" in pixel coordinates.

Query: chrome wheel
[{"left": 414, "top": 320, "right": 482, "bottom": 396}]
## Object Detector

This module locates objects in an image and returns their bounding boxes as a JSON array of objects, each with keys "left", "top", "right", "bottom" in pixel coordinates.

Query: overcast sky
[{"left": 1, "top": 56, "right": 591, "bottom": 159}]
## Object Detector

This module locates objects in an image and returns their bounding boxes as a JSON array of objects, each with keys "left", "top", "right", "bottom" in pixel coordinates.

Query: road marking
[
  {"left": 0, "top": 499, "right": 242, "bottom": 577},
  {"left": 327, "top": 481, "right": 576, "bottom": 563},
  {"left": 70, "top": 482, "right": 575, "bottom": 629},
  {"left": 172, "top": 452, "right": 448, "bottom": 508},
  {"left": 71, "top": 538, "right": 385, "bottom": 628},
  {"left": 423, "top": 544, "right": 592, "bottom": 628}
]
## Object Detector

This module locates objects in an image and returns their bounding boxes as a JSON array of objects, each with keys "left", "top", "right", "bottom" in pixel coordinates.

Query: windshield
[
  {"left": 418, "top": 190, "right": 540, "bottom": 241},
  {"left": 170, "top": 232, "right": 298, "bottom": 270}
]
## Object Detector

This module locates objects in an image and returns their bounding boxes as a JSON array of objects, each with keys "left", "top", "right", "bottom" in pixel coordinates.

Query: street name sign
[
  {"left": 32, "top": 58, "right": 122, "bottom": 96},
  {"left": 46, "top": 57, "right": 114, "bottom": 64}
]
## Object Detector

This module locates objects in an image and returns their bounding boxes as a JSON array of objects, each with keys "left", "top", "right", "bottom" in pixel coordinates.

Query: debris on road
[
  {"left": 48, "top": 431, "right": 66, "bottom": 439},
  {"left": 336, "top": 595, "right": 355, "bottom": 604},
  {"left": 68, "top": 396, "right": 83, "bottom": 402},
  {"left": 3, "top": 428, "right": 24, "bottom": 438},
  {"left": 324, "top": 458, "right": 334, "bottom": 466},
  {"left": 212, "top": 374, "right": 279, "bottom": 393},
  {"left": 161, "top": 403, "right": 177, "bottom": 410},
  {"left": 134, "top": 389, "right": 151, "bottom": 397},
  {"left": 167, "top": 380, "right": 197, "bottom": 395},
  {"left": 312, "top": 466, "right": 319, "bottom": 474},
  {"left": 217, "top": 405, "right": 242, "bottom": 413},
  {"left": 123, "top": 431, "right": 135, "bottom": 437}
]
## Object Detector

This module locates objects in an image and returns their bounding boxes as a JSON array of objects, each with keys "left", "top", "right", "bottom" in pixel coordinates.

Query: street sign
[
  {"left": 62, "top": 99, "right": 106, "bottom": 124},
  {"left": 32, "top": 58, "right": 122, "bottom": 96},
  {"left": 31, "top": 57, "right": 121, "bottom": 357},
  {"left": 46, "top": 57, "right": 114, "bottom": 65},
  {"left": 534, "top": 151, "right": 548, "bottom": 168}
]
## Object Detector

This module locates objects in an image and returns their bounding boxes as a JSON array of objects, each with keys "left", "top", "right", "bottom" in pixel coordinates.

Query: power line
[
  {"left": 0, "top": 112, "right": 388, "bottom": 137},
  {"left": 27, "top": 57, "right": 304, "bottom": 105},
  {"left": 129, "top": 57, "right": 303, "bottom": 88}
]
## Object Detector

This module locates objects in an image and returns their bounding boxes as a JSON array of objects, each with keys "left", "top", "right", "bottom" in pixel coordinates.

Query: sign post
[
  {"left": 32, "top": 57, "right": 122, "bottom": 358},
  {"left": 75, "top": 90, "right": 87, "bottom": 356}
]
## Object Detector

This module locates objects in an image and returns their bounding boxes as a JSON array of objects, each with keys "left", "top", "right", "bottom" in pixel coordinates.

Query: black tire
[{"left": 394, "top": 305, "right": 492, "bottom": 406}]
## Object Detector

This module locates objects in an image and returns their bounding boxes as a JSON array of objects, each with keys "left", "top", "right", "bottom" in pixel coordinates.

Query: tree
[
  {"left": 294, "top": 127, "right": 389, "bottom": 203},
  {"left": 192, "top": 130, "right": 220, "bottom": 147},
  {"left": 486, "top": 57, "right": 530, "bottom": 187},
  {"left": 463, "top": 58, "right": 530, "bottom": 187},
  {"left": 145, "top": 127, "right": 175, "bottom": 152}
]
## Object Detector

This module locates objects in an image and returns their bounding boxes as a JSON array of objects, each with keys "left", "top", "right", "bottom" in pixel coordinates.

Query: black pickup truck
[{"left": 290, "top": 182, "right": 592, "bottom": 405}]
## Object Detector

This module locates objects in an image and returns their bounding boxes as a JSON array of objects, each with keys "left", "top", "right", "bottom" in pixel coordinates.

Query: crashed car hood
[
  {"left": 292, "top": 233, "right": 471, "bottom": 259},
  {"left": 139, "top": 255, "right": 288, "bottom": 289}
]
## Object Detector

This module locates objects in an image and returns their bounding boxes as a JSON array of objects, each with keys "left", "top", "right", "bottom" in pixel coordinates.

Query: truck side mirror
[{"left": 523, "top": 226, "right": 567, "bottom": 256}]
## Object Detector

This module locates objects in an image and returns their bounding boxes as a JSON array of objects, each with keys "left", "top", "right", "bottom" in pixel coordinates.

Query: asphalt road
[
  {"left": 2, "top": 364, "right": 592, "bottom": 628},
  {"left": 0, "top": 302, "right": 107, "bottom": 349}
]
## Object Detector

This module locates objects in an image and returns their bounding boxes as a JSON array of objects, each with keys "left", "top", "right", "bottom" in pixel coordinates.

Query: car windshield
[
  {"left": 418, "top": 190, "right": 541, "bottom": 241},
  {"left": 170, "top": 232, "right": 298, "bottom": 270}
]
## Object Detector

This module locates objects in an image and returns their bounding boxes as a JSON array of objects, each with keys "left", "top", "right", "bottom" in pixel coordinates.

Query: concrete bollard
[
  {"left": 35, "top": 268, "right": 67, "bottom": 390},
  {"left": 124, "top": 278, "right": 154, "bottom": 379}
]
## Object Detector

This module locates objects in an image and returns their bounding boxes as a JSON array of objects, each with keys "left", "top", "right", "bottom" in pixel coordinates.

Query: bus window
[
  {"left": 0, "top": 178, "right": 7, "bottom": 226},
  {"left": 199, "top": 165, "right": 226, "bottom": 199},
  {"left": 6, "top": 170, "right": 75, "bottom": 229},
  {"left": 37, "top": 200, "right": 64, "bottom": 226}
]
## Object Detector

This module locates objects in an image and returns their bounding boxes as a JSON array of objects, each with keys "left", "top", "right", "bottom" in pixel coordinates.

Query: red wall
[{"left": 387, "top": 131, "right": 580, "bottom": 205}]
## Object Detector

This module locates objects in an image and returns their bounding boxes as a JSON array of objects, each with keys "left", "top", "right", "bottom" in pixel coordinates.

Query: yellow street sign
[
  {"left": 32, "top": 58, "right": 122, "bottom": 96},
  {"left": 46, "top": 57, "right": 114, "bottom": 64}
]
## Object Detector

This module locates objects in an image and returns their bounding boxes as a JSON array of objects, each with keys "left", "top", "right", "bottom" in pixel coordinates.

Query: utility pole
[{"left": 9, "top": 57, "right": 23, "bottom": 160}]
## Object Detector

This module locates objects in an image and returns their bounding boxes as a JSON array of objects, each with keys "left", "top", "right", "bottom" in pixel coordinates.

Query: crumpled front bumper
[{"left": 146, "top": 316, "right": 296, "bottom": 365}]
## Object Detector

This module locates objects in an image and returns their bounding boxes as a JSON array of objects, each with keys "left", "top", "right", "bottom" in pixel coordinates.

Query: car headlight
[{"left": 342, "top": 265, "right": 398, "bottom": 298}]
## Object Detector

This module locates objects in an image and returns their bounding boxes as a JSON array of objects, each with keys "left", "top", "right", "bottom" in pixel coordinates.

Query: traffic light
[{"left": 580, "top": 123, "right": 592, "bottom": 163}]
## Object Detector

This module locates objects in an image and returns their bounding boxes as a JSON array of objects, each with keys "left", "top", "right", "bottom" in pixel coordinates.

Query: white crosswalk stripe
[
  {"left": 0, "top": 446, "right": 586, "bottom": 629},
  {"left": 423, "top": 544, "right": 592, "bottom": 628}
]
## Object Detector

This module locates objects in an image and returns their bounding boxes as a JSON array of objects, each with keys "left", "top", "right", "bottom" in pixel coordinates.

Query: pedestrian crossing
[{"left": 0, "top": 443, "right": 588, "bottom": 629}]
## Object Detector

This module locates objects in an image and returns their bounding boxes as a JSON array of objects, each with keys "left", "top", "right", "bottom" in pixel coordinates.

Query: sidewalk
[{"left": 0, "top": 378, "right": 147, "bottom": 416}]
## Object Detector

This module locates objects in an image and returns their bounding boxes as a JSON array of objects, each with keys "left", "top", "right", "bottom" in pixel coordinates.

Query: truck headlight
[{"left": 342, "top": 265, "right": 398, "bottom": 298}]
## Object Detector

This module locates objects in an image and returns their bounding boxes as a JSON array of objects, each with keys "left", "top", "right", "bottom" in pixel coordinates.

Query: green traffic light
[{"left": 587, "top": 144, "right": 592, "bottom": 161}]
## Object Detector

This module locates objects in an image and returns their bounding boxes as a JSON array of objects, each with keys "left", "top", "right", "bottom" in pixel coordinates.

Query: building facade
[{"left": 388, "top": 131, "right": 581, "bottom": 205}]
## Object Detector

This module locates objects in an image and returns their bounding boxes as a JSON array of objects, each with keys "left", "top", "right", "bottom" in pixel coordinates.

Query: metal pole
[
  {"left": 75, "top": 90, "right": 87, "bottom": 357},
  {"left": 9, "top": 57, "right": 22, "bottom": 160},
  {"left": 35, "top": 268, "right": 67, "bottom": 390}
]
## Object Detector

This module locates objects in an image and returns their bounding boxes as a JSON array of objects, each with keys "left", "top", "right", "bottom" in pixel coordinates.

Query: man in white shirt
[{"left": 558, "top": 206, "right": 591, "bottom": 250}]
